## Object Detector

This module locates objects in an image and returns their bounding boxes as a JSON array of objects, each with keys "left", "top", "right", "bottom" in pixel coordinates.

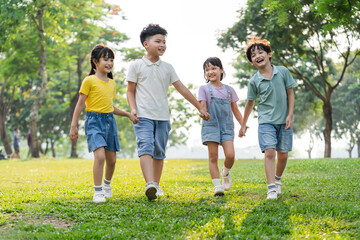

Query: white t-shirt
[{"left": 126, "top": 57, "right": 179, "bottom": 120}]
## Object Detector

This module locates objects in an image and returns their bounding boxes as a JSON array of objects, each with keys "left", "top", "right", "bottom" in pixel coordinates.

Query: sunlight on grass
[{"left": 0, "top": 157, "right": 359, "bottom": 239}]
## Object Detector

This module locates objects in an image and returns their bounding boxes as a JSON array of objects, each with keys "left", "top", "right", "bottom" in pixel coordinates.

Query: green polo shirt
[{"left": 247, "top": 65, "right": 296, "bottom": 124}]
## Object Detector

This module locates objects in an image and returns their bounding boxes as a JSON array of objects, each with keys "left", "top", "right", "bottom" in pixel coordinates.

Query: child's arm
[
  {"left": 231, "top": 102, "right": 244, "bottom": 125},
  {"left": 199, "top": 101, "right": 207, "bottom": 114},
  {"left": 173, "top": 81, "right": 210, "bottom": 121},
  {"left": 69, "top": 94, "right": 87, "bottom": 143},
  {"left": 113, "top": 107, "right": 139, "bottom": 124},
  {"left": 239, "top": 100, "right": 255, "bottom": 138},
  {"left": 285, "top": 88, "right": 294, "bottom": 130},
  {"left": 126, "top": 82, "right": 139, "bottom": 123}
]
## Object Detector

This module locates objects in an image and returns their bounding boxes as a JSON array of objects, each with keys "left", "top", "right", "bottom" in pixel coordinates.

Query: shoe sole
[
  {"left": 214, "top": 191, "right": 225, "bottom": 197},
  {"left": 93, "top": 199, "right": 106, "bottom": 203},
  {"left": 145, "top": 186, "right": 157, "bottom": 201}
]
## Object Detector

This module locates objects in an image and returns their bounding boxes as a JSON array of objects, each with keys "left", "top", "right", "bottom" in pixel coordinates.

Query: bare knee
[
  {"left": 209, "top": 153, "right": 218, "bottom": 164},
  {"left": 225, "top": 152, "right": 235, "bottom": 161},
  {"left": 265, "top": 148, "right": 276, "bottom": 160}
]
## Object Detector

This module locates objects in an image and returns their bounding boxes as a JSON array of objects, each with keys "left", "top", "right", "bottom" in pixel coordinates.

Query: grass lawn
[{"left": 0, "top": 157, "right": 359, "bottom": 239}]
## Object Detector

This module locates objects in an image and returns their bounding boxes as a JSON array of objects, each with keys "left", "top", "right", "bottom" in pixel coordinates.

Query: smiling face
[
  {"left": 204, "top": 63, "right": 224, "bottom": 83},
  {"left": 94, "top": 54, "right": 114, "bottom": 75},
  {"left": 144, "top": 34, "right": 167, "bottom": 58},
  {"left": 250, "top": 46, "right": 272, "bottom": 69}
]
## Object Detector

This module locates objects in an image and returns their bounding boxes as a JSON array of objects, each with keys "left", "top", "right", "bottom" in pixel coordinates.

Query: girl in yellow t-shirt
[{"left": 69, "top": 44, "right": 138, "bottom": 203}]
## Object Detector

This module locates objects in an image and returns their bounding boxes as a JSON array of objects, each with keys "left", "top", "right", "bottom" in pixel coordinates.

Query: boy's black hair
[
  {"left": 245, "top": 36, "right": 272, "bottom": 63},
  {"left": 203, "top": 57, "right": 226, "bottom": 83},
  {"left": 13, "top": 127, "right": 18, "bottom": 131},
  {"left": 140, "top": 24, "right": 167, "bottom": 47},
  {"left": 89, "top": 44, "right": 115, "bottom": 79}
]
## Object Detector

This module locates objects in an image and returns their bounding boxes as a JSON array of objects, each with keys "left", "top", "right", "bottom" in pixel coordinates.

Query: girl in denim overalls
[
  {"left": 198, "top": 57, "right": 246, "bottom": 196},
  {"left": 69, "top": 44, "right": 138, "bottom": 203}
]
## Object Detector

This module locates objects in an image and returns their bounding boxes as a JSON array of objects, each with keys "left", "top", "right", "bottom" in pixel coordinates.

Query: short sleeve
[
  {"left": 247, "top": 80, "right": 257, "bottom": 100},
  {"left": 283, "top": 68, "right": 297, "bottom": 89},
  {"left": 79, "top": 77, "right": 91, "bottom": 96},
  {"left": 126, "top": 62, "right": 138, "bottom": 83},
  {"left": 229, "top": 86, "right": 239, "bottom": 102},
  {"left": 198, "top": 85, "right": 208, "bottom": 102},
  {"left": 169, "top": 64, "right": 180, "bottom": 84}
]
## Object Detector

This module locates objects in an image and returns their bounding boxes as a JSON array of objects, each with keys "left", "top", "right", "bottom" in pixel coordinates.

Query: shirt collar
[
  {"left": 142, "top": 56, "right": 162, "bottom": 66},
  {"left": 256, "top": 65, "right": 279, "bottom": 81}
]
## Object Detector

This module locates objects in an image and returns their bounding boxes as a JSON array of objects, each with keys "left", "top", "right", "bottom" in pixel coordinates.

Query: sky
[{"left": 105, "top": 0, "right": 355, "bottom": 159}]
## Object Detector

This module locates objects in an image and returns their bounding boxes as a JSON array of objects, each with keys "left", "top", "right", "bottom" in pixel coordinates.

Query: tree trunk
[
  {"left": 0, "top": 114, "right": 12, "bottom": 156},
  {"left": 357, "top": 137, "right": 360, "bottom": 158},
  {"left": 0, "top": 80, "right": 16, "bottom": 157},
  {"left": 30, "top": 101, "right": 40, "bottom": 158},
  {"left": 50, "top": 139, "right": 55, "bottom": 158},
  {"left": 307, "top": 149, "right": 312, "bottom": 159},
  {"left": 322, "top": 101, "right": 332, "bottom": 158},
  {"left": 69, "top": 57, "right": 84, "bottom": 158},
  {"left": 31, "top": 5, "right": 48, "bottom": 158}
]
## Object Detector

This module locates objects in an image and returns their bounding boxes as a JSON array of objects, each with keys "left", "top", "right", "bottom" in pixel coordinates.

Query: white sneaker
[
  {"left": 103, "top": 184, "right": 112, "bottom": 198},
  {"left": 93, "top": 191, "right": 106, "bottom": 203},
  {"left": 267, "top": 189, "right": 278, "bottom": 200},
  {"left": 154, "top": 183, "right": 164, "bottom": 197},
  {"left": 145, "top": 182, "right": 157, "bottom": 201},
  {"left": 213, "top": 185, "right": 225, "bottom": 196},
  {"left": 221, "top": 168, "right": 232, "bottom": 191},
  {"left": 275, "top": 180, "right": 282, "bottom": 194}
]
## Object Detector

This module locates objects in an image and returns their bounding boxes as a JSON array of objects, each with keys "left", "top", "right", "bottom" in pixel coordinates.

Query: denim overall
[{"left": 201, "top": 84, "right": 234, "bottom": 145}]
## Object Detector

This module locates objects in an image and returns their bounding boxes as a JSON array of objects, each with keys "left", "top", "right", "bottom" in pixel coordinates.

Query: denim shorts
[
  {"left": 133, "top": 118, "right": 171, "bottom": 159},
  {"left": 258, "top": 123, "right": 293, "bottom": 153},
  {"left": 85, "top": 112, "right": 120, "bottom": 152}
]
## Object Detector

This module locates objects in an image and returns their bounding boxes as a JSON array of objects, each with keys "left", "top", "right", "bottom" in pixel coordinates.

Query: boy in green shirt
[{"left": 239, "top": 36, "right": 296, "bottom": 200}]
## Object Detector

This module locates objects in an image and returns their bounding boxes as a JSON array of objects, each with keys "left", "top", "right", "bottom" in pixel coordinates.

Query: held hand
[
  {"left": 285, "top": 116, "right": 292, "bottom": 130},
  {"left": 130, "top": 109, "right": 139, "bottom": 124},
  {"left": 69, "top": 127, "right": 78, "bottom": 143},
  {"left": 199, "top": 109, "right": 210, "bottom": 121},
  {"left": 238, "top": 126, "right": 248, "bottom": 138}
]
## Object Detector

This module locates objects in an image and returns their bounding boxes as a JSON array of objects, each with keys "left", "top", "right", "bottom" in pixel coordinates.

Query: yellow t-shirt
[{"left": 79, "top": 75, "right": 116, "bottom": 113}]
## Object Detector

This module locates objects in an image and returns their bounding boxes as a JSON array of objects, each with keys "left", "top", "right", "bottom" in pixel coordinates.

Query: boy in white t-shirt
[{"left": 126, "top": 24, "right": 210, "bottom": 201}]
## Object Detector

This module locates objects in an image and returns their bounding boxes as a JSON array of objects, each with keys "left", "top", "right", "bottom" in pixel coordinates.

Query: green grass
[{"left": 0, "top": 157, "right": 359, "bottom": 239}]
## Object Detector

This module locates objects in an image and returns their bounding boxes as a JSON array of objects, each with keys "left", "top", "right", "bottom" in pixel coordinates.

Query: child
[
  {"left": 10, "top": 127, "right": 21, "bottom": 158},
  {"left": 69, "top": 44, "right": 137, "bottom": 203},
  {"left": 239, "top": 36, "right": 296, "bottom": 200},
  {"left": 126, "top": 24, "right": 210, "bottom": 201},
  {"left": 199, "top": 57, "right": 245, "bottom": 196}
]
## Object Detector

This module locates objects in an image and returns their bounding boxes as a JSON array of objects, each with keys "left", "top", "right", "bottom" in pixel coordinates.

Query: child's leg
[
  {"left": 93, "top": 147, "right": 106, "bottom": 186},
  {"left": 208, "top": 142, "right": 224, "bottom": 196},
  {"left": 104, "top": 150, "right": 117, "bottom": 181},
  {"left": 221, "top": 141, "right": 235, "bottom": 191},
  {"left": 264, "top": 148, "right": 278, "bottom": 199},
  {"left": 264, "top": 148, "right": 276, "bottom": 185},
  {"left": 207, "top": 142, "right": 220, "bottom": 179},
  {"left": 276, "top": 152, "right": 288, "bottom": 178},
  {"left": 153, "top": 158, "right": 164, "bottom": 183},
  {"left": 221, "top": 140, "right": 235, "bottom": 169},
  {"left": 140, "top": 154, "right": 154, "bottom": 182}
]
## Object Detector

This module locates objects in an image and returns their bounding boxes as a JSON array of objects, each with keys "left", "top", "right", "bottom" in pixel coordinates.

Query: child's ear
[
  {"left": 143, "top": 41, "right": 149, "bottom": 49},
  {"left": 268, "top": 52, "right": 272, "bottom": 58}
]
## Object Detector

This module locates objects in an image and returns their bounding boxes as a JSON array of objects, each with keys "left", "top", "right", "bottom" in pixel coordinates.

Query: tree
[
  {"left": 218, "top": 0, "right": 360, "bottom": 157},
  {"left": 332, "top": 59, "right": 360, "bottom": 158}
]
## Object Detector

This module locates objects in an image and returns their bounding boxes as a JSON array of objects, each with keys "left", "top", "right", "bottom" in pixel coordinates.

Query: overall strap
[
  {"left": 207, "top": 83, "right": 214, "bottom": 99},
  {"left": 224, "top": 85, "right": 232, "bottom": 102}
]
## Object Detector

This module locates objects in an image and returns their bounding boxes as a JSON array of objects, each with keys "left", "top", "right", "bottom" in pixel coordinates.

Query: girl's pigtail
[
  {"left": 107, "top": 72, "right": 113, "bottom": 79},
  {"left": 89, "top": 61, "right": 96, "bottom": 75}
]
